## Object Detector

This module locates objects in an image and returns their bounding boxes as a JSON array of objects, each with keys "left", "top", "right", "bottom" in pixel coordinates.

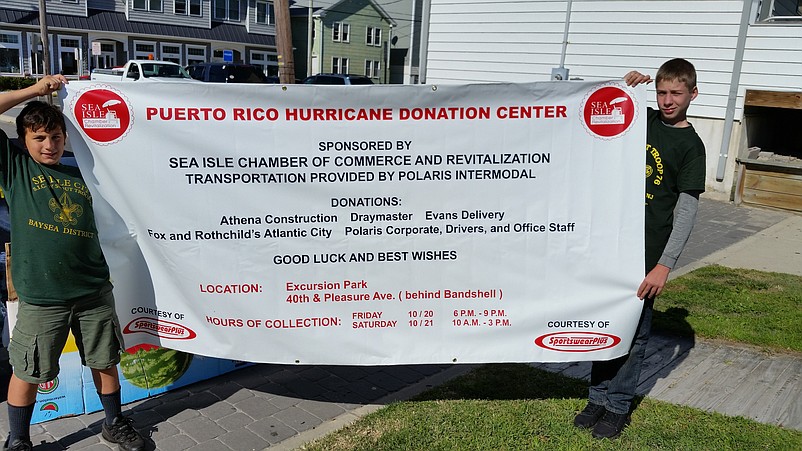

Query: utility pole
[
  {"left": 274, "top": 0, "right": 296, "bottom": 83},
  {"left": 38, "top": 0, "right": 50, "bottom": 76},
  {"left": 38, "top": 0, "right": 53, "bottom": 104}
]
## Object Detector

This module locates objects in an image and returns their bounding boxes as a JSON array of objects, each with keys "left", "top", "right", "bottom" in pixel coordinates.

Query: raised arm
[{"left": 0, "top": 74, "right": 68, "bottom": 116}]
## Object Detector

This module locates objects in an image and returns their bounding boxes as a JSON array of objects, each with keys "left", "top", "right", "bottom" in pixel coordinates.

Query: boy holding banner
[
  {"left": 0, "top": 76, "right": 146, "bottom": 451},
  {"left": 573, "top": 58, "right": 706, "bottom": 439}
]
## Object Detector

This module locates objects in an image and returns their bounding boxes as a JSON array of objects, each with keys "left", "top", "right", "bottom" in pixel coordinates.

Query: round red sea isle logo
[
  {"left": 72, "top": 87, "right": 133, "bottom": 145},
  {"left": 581, "top": 85, "right": 637, "bottom": 139}
]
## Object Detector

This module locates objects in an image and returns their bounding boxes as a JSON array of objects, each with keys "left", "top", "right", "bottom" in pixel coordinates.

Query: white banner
[{"left": 62, "top": 80, "right": 646, "bottom": 365}]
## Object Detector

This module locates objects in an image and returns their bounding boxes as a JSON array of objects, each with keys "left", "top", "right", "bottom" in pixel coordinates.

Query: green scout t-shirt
[
  {"left": 645, "top": 108, "right": 706, "bottom": 271},
  {"left": 0, "top": 129, "right": 110, "bottom": 305}
]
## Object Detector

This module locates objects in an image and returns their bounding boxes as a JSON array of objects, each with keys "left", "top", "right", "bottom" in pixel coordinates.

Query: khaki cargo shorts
[{"left": 8, "top": 284, "right": 124, "bottom": 384}]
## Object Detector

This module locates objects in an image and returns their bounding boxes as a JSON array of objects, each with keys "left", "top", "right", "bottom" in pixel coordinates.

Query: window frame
[
  {"left": 132, "top": 0, "right": 164, "bottom": 12},
  {"left": 213, "top": 0, "right": 241, "bottom": 21},
  {"left": 757, "top": 0, "right": 802, "bottom": 22},
  {"left": 332, "top": 22, "right": 351, "bottom": 43},
  {"left": 133, "top": 40, "right": 158, "bottom": 60},
  {"left": 332, "top": 57, "right": 349, "bottom": 74},
  {"left": 0, "top": 31, "right": 24, "bottom": 75},
  {"left": 250, "top": 49, "right": 279, "bottom": 76},
  {"left": 57, "top": 35, "right": 82, "bottom": 76},
  {"left": 27, "top": 32, "right": 54, "bottom": 76},
  {"left": 186, "top": 44, "right": 207, "bottom": 66},
  {"left": 364, "top": 59, "right": 380, "bottom": 78},
  {"left": 256, "top": 0, "right": 275, "bottom": 25},
  {"left": 366, "top": 26, "right": 382, "bottom": 47},
  {"left": 175, "top": 0, "right": 202, "bottom": 16},
  {"left": 160, "top": 42, "right": 183, "bottom": 64}
]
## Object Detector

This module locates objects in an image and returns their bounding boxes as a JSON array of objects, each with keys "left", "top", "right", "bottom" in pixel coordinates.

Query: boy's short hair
[
  {"left": 16, "top": 101, "right": 66, "bottom": 139},
  {"left": 655, "top": 58, "right": 697, "bottom": 92}
]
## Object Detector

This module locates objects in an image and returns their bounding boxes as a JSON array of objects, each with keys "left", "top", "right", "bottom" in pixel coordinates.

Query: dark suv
[
  {"left": 185, "top": 63, "right": 276, "bottom": 83},
  {"left": 302, "top": 74, "right": 374, "bottom": 85}
]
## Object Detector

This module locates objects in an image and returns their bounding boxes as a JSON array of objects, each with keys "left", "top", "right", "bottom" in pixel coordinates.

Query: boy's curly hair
[
  {"left": 656, "top": 58, "right": 697, "bottom": 92},
  {"left": 16, "top": 101, "right": 66, "bottom": 140}
]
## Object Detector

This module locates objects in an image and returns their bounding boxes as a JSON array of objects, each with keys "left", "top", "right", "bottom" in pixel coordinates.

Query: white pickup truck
[{"left": 90, "top": 60, "right": 196, "bottom": 82}]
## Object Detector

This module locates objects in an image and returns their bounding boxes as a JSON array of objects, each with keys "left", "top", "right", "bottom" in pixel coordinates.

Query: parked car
[
  {"left": 91, "top": 60, "right": 196, "bottom": 82},
  {"left": 185, "top": 63, "right": 276, "bottom": 83},
  {"left": 301, "top": 74, "right": 374, "bottom": 85}
]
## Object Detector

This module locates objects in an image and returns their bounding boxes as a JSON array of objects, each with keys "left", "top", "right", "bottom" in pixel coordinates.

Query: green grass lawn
[
  {"left": 300, "top": 266, "right": 802, "bottom": 450},
  {"left": 654, "top": 265, "right": 802, "bottom": 353}
]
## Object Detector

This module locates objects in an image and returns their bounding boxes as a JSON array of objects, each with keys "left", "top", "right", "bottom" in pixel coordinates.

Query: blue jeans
[{"left": 588, "top": 299, "right": 653, "bottom": 415}]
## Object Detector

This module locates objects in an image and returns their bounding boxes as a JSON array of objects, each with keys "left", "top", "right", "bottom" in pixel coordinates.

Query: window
[
  {"left": 133, "top": 41, "right": 157, "bottom": 60},
  {"left": 175, "top": 0, "right": 201, "bottom": 16},
  {"left": 187, "top": 45, "right": 206, "bottom": 66},
  {"left": 332, "top": 57, "right": 349, "bottom": 74},
  {"left": 58, "top": 36, "right": 82, "bottom": 76},
  {"left": 366, "top": 27, "right": 382, "bottom": 46},
  {"left": 250, "top": 50, "right": 278, "bottom": 76},
  {"left": 136, "top": 43, "right": 155, "bottom": 53},
  {"left": 332, "top": 22, "right": 350, "bottom": 43},
  {"left": 133, "top": 0, "right": 163, "bottom": 12},
  {"left": 27, "top": 33, "right": 51, "bottom": 75},
  {"left": 757, "top": 0, "right": 802, "bottom": 21},
  {"left": 365, "top": 60, "right": 380, "bottom": 78},
  {"left": 161, "top": 43, "right": 182, "bottom": 64},
  {"left": 95, "top": 42, "right": 117, "bottom": 69},
  {"left": 0, "top": 32, "right": 23, "bottom": 74},
  {"left": 213, "top": 0, "right": 240, "bottom": 21},
  {"left": 60, "top": 39, "right": 79, "bottom": 48},
  {"left": 256, "top": 0, "right": 275, "bottom": 25},
  {"left": 0, "top": 34, "right": 19, "bottom": 44}
]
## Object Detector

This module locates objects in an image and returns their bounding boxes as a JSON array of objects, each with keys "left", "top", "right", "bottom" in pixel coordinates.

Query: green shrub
[{"left": 0, "top": 77, "right": 37, "bottom": 91}]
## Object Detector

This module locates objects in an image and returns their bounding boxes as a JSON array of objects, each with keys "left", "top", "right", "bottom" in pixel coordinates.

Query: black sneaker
[
  {"left": 592, "top": 410, "right": 630, "bottom": 439},
  {"left": 3, "top": 436, "right": 33, "bottom": 451},
  {"left": 573, "top": 402, "right": 605, "bottom": 429},
  {"left": 101, "top": 415, "right": 146, "bottom": 451}
]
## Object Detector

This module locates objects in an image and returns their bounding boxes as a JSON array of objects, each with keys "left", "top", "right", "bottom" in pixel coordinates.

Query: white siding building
[{"left": 419, "top": 0, "right": 802, "bottom": 207}]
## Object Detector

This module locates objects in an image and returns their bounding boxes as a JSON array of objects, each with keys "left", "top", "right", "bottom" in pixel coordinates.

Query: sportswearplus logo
[
  {"left": 534, "top": 331, "right": 621, "bottom": 352},
  {"left": 123, "top": 317, "right": 197, "bottom": 340}
]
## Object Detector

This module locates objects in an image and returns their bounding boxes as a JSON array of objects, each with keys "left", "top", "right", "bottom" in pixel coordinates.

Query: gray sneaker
[{"left": 101, "top": 415, "right": 146, "bottom": 451}]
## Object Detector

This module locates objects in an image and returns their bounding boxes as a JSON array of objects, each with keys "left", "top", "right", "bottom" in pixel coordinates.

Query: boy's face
[
  {"left": 24, "top": 126, "right": 65, "bottom": 165},
  {"left": 655, "top": 78, "right": 698, "bottom": 126}
]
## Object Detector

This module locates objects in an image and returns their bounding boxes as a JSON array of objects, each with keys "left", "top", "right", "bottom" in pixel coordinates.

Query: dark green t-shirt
[
  {"left": 645, "top": 108, "right": 706, "bottom": 271},
  {"left": 0, "top": 129, "right": 110, "bottom": 305}
]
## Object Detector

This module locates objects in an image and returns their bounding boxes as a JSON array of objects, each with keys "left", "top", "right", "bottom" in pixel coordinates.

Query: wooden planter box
[
  {"left": 736, "top": 90, "right": 802, "bottom": 212},
  {"left": 736, "top": 161, "right": 802, "bottom": 212}
]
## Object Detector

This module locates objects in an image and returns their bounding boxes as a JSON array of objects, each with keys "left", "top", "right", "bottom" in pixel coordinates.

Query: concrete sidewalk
[
  {"left": 0, "top": 121, "right": 799, "bottom": 450},
  {"left": 673, "top": 212, "right": 802, "bottom": 277}
]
